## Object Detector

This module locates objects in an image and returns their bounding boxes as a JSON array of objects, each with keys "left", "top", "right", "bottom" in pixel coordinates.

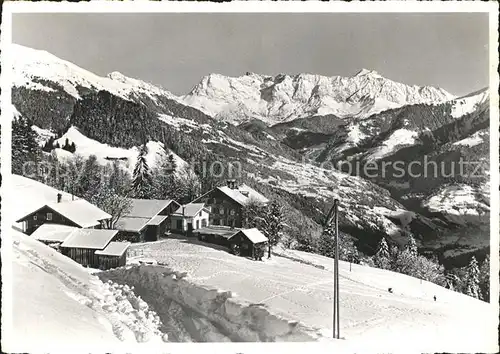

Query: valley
[{"left": 10, "top": 43, "right": 491, "bottom": 272}]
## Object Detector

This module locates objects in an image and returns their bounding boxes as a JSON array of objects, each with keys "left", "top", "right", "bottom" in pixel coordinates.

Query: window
[
  {"left": 219, "top": 207, "right": 224, "bottom": 215},
  {"left": 47, "top": 213, "right": 53, "bottom": 221},
  {"left": 196, "top": 220, "right": 200, "bottom": 229},
  {"left": 219, "top": 219, "right": 224, "bottom": 226},
  {"left": 33, "top": 215, "right": 38, "bottom": 221},
  {"left": 213, "top": 207, "right": 218, "bottom": 214},
  {"left": 230, "top": 209, "right": 235, "bottom": 216}
]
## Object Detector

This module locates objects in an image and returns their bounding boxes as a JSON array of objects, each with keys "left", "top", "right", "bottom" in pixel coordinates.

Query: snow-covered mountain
[
  {"left": 181, "top": 70, "right": 455, "bottom": 125},
  {"left": 12, "top": 44, "right": 180, "bottom": 103},
  {"left": 10, "top": 43, "right": 490, "bottom": 268}
]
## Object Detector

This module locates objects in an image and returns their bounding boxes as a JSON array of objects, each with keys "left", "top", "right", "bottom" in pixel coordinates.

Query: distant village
[{"left": 16, "top": 179, "right": 273, "bottom": 270}]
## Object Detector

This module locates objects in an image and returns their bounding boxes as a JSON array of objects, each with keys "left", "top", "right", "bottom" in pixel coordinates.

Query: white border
[
  {"left": 0, "top": 5, "right": 14, "bottom": 354},
  {"left": 1, "top": 1, "right": 499, "bottom": 354},
  {"left": 2, "top": 1, "right": 498, "bottom": 13}
]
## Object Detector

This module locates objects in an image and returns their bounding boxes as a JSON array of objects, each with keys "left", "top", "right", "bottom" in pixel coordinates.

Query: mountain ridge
[
  {"left": 10, "top": 43, "right": 490, "bottom": 269},
  {"left": 180, "top": 70, "right": 455, "bottom": 125}
]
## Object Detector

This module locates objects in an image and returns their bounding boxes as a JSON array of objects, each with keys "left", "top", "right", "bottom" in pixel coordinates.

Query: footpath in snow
[
  {"left": 4, "top": 229, "right": 169, "bottom": 353},
  {"left": 111, "top": 237, "right": 496, "bottom": 352}
]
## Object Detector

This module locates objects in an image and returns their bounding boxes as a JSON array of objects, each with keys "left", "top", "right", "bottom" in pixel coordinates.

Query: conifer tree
[
  {"left": 405, "top": 235, "right": 418, "bottom": 257},
  {"left": 79, "top": 155, "right": 103, "bottom": 201},
  {"left": 260, "top": 200, "right": 286, "bottom": 258},
  {"left": 374, "top": 237, "right": 391, "bottom": 269},
  {"left": 152, "top": 150, "right": 182, "bottom": 200},
  {"left": 242, "top": 198, "right": 265, "bottom": 228},
  {"left": 465, "top": 256, "right": 482, "bottom": 299},
  {"left": 42, "top": 136, "right": 55, "bottom": 152},
  {"left": 168, "top": 153, "right": 177, "bottom": 172},
  {"left": 479, "top": 255, "right": 490, "bottom": 302},
  {"left": 132, "top": 144, "right": 153, "bottom": 198},
  {"left": 318, "top": 227, "right": 335, "bottom": 258},
  {"left": 12, "top": 116, "right": 40, "bottom": 175}
]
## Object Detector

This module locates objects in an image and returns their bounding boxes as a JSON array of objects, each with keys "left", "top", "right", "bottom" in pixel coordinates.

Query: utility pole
[
  {"left": 325, "top": 199, "right": 340, "bottom": 339},
  {"left": 334, "top": 199, "right": 340, "bottom": 339}
]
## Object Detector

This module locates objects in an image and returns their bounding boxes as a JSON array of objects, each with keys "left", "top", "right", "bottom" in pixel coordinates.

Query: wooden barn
[
  {"left": 30, "top": 224, "right": 78, "bottom": 248},
  {"left": 95, "top": 241, "right": 131, "bottom": 270},
  {"left": 228, "top": 228, "right": 268, "bottom": 259},
  {"left": 193, "top": 226, "right": 240, "bottom": 246},
  {"left": 170, "top": 203, "right": 210, "bottom": 236},
  {"left": 192, "top": 180, "right": 269, "bottom": 228},
  {"left": 115, "top": 198, "right": 180, "bottom": 242},
  {"left": 60, "top": 229, "right": 119, "bottom": 268},
  {"left": 16, "top": 193, "right": 111, "bottom": 235}
]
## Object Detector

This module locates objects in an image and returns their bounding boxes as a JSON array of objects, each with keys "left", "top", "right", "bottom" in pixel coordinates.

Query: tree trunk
[{"left": 268, "top": 243, "right": 271, "bottom": 259}]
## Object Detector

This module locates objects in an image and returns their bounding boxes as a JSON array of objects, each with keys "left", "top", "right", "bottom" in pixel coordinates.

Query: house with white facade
[{"left": 170, "top": 203, "right": 210, "bottom": 235}]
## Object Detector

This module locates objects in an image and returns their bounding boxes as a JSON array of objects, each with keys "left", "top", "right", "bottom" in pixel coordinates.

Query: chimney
[
  {"left": 226, "top": 179, "right": 237, "bottom": 189},
  {"left": 57, "top": 193, "right": 62, "bottom": 203}
]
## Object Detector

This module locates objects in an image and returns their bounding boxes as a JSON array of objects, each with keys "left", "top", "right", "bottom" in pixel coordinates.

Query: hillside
[
  {"left": 268, "top": 89, "right": 491, "bottom": 266},
  {"left": 10, "top": 43, "right": 490, "bottom": 268},
  {"left": 12, "top": 44, "right": 430, "bottom": 255},
  {"left": 5, "top": 228, "right": 172, "bottom": 353},
  {"left": 10, "top": 174, "right": 495, "bottom": 349},
  {"left": 100, "top": 237, "right": 495, "bottom": 351}
]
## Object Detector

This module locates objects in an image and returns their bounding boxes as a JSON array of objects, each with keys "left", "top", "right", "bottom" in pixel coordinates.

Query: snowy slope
[
  {"left": 450, "top": 88, "right": 489, "bottom": 118},
  {"left": 5, "top": 228, "right": 169, "bottom": 352},
  {"left": 52, "top": 126, "right": 188, "bottom": 174},
  {"left": 367, "top": 128, "right": 420, "bottom": 161},
  {"left": 181, "top": 70, "right": 454, "bottom": 125},
  {"left": 113, "top": 238, "right": 497, "bottom": 351},
  {"left": 423, "top": 183, "right": 490, "bottom": 223},
  {"left": 12, "top": 44, "right": 180, "bottom": 103}
]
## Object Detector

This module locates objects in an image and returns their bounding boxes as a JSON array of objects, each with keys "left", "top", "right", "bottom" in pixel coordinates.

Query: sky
[{"left": 12, "top": 13, "right": 489, "bottom": 96}]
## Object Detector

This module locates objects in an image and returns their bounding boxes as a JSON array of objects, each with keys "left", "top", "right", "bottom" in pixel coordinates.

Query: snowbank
[
  {"left": 4, "top": 229, "right": 169, "bottom": 352},
  {"left": 98, "top": 265, "right": 326, "bottom": 342}
]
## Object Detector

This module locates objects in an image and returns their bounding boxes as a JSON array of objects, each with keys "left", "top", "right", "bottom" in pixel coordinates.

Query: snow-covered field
[
  {"left": 367, "top": 128, "right": 420, "bottom": 161},
  {"left": 5, "top": 174, "right": 497, "bottom": 350},
  {"left": 423, "top": 183, "right": 490, "bottom": 221},
  {"left": 450, "top": 89, "right": 489, "bottom": 118},
  {"left": 49, "top": 126, "right": 188, "bottom": 174},
  {"left": 453, "top": 129, "right": 488, "bottom": 148},
  {"left": 124, "top": 237, "right": 496, "bottom": 352}
]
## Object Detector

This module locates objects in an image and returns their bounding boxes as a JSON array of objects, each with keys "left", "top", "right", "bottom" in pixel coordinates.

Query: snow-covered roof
[
  {"left": 232, "top": 228, "right": 268, "bottom": 244},
  {"left": 126, "top": 199, "right": 177, "bottom": 218},
  {"left": 17, "top": 199, "right": 111, "bottom": 228},
  {"left": 60, "top": 229, "right": 118, "bottom": 250},
  {"left": 115, "top": 217, "right": 150, "bottom": 233},
  {"left": 237, "top": 184, "right": 270, "bottom": 203},
  {"left": 217, "top": 184, "right": 269, "bottom": 206},
  {"left": 193, "top": 226, "right": 240, "bottom": 239},
  {"left": 147, "top": 215, "right": 169, "bottom": 226},
  {"left": 172, "top": 203, "right": 207, "bottom": 218},
  {"left": 31, "top": 224, "right": 78, "bottom": 243},
  {"left": 95, "top": 241, "right": 131, "bottom": 257}
]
